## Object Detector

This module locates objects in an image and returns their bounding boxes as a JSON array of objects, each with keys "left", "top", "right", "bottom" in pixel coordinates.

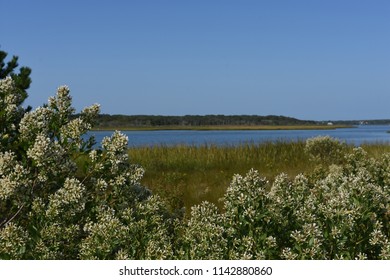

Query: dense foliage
[{"left": 0, "top": 75, "right": 389, "bottom": 259}]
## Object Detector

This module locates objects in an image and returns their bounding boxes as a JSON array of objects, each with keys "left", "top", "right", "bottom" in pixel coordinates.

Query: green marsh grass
[
  {"left": 361, "top": 141, "right": 390, "bottom": 158},
  {"left": 128, "top": 141, "right": 313, "bottom": 212},
  {"left": 128, "top": 141, "right": 390, "bottom": 213}
]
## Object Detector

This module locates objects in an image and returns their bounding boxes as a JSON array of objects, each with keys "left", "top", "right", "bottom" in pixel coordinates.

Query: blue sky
[{"left": 1, "top": 0, "right": 389, "bottom": 120}]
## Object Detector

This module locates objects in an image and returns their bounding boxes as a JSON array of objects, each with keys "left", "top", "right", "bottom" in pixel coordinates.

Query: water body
[{"left": 87, "top": 125, "right": 390, "bottom": 147}]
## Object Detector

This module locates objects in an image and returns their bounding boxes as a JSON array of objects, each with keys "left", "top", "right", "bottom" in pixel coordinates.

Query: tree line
[{"left": 92, "top": 114, "right": 317, "bottom": 128}]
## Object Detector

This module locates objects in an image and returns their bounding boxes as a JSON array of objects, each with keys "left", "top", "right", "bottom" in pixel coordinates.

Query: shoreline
[{"left": 91, "top": 124, "right": 354, "bottom": 131}]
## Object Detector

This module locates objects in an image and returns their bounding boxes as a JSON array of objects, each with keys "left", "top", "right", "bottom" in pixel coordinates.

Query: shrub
[
  {"left": 0, "top": 78, "right": 174, "bottom": 259},
  {"left": 304, "top": 135, "right": 347, "bottom": 165},
  {"left": 217, "top": 151, "right": 390, "bottom": 259}
]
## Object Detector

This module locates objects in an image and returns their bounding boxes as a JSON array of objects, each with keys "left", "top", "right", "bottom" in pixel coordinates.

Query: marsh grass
[
  {"left": 128, "top": 141, "right": 312, "bottom": 212},
  {"left": 128, "top": 141, "right": 390, "bottom": 213},
  {"left": 361, "top": 141, "right": 390, "bottom": 158}
]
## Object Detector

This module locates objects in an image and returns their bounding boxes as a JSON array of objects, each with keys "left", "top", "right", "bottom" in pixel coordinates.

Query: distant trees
[{"left": 93, "top": 114, "right": 317, "bottom": 128}]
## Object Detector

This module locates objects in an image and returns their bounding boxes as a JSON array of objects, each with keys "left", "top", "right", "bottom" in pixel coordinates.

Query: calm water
[{"left": 87, "top": 125, "right": 390, "bottom": 147}]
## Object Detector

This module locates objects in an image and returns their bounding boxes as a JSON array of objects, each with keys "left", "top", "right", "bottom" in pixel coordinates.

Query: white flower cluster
[
  {"left": 0, "top": 76, "right": 15, "bottom": 93},
  {"left": 48, "top": 86, "right": 74, "bottom": 117},
  {"left": 102, "top": 131, "right": 128, "bottom": 153},
  {"left": 0, "top": 151, "right": 30, "bottom": 200},
  {"left": 133, "top": 196, "right": 174, "bottom": 260},
  {"left": 19, "top": 107, "right": 53, "bottom": 140},
  {"left": 180, "top": 201, "right": 226, "bottom": 259},
  {"left": 46, "top": 178, "right": 86, "bottom": 219},
  {"left": 128, "top": 164, "right": 145, "bottom": 185},
  {"left": 0, "top": 77, "right": 19, "bottom": 113},
  {"left": 0, "top": 223, "right": 28, "bottom": 259},
  {"left": 26, "top": 133, "right": 73, "bottom": 182},
  {"left": 59, "top": 104, "right": 100, "bottom": 148},
  {"left": 0, "top": 151, "right": 17, "bottom": 176},
  {"left": 60, "top": 118, "right": 91, "bottom": 147},
  {"left": 81, "top": 104, "right": 100, "bottom": 123},
  {"left": 26, "top": 134, "right": 51, "bottom": 167},
  {"left": 80, "top": 206, "right": 128, "bottom": 259},
  {"left": 0, "top": 77, "right": 22, "bottom": 129},
  {"left": 101, "top": 131, "right": 129, "bottom": 173}
]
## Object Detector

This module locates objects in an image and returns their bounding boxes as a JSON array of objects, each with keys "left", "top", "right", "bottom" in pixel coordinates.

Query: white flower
[
  {"left": 81, "top": 104, "right": 100, "bottom": 123},
  {"left": 49, "top": 86, "right": 74, "bottom": 115},
  {"left": 102, "top": 131, "right": 129, "bottom": 154},
  {"left": 19, "top": 107, "right": 53, "bottom": 139},
  {"left": 89, "top": 150, "right": 98, "bottom": 162},
  {"left": 27, "top": 134, "right": 51, "bottom": 167},
  {"left": 46, "top": 178, "right": 86, "bottom": 219},
  {"left": 0, "top": 76, "right": 15, "bottom": 92}
]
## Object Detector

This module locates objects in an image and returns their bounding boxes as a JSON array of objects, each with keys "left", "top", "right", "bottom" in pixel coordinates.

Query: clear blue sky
[{"left": 2, "top": 0, "right": 389, "bottom": 120}]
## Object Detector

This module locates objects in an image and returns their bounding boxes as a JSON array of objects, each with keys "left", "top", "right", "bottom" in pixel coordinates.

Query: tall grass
[
  {"left": 128, "top": 141, "right": 311, "bottom": 212},
  {"left": 128, "top": 141, "right": 390, "bottom": 213},
  {"left": 361, "top": 141, "right": 390, "bottom": 158}
]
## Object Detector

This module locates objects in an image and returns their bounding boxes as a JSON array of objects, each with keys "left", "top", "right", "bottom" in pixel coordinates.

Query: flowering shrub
[
  {"left": 0, "top": 76, "right": 389, "bottom": 259},
  {"left": 0, "top": 78, "right": 171, "bottom": 259},
  {"left": 177, "top": 156, "right": 389, "bottom": 259}
]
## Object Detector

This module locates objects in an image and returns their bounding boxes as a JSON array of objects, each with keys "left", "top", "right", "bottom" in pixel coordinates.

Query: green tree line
[{"left": 92, "top": 114, "right": 317, "bottom": 128}]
